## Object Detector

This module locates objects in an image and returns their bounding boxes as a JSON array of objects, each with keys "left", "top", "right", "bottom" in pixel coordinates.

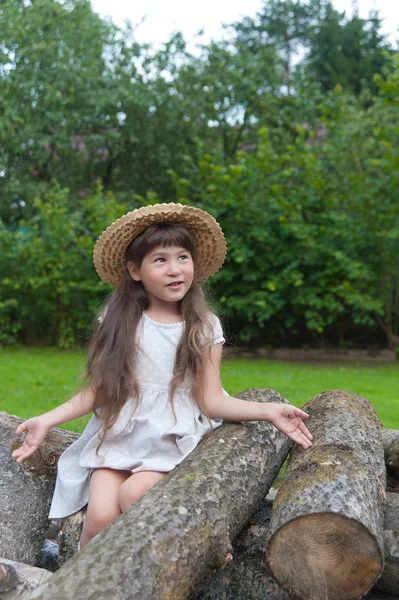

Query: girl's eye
[
  {"left": 154, "top": 257, "right": 165, "bottom": 263},
  {"left": 179, "top": 255, "right": 188, "bottom": 260}
]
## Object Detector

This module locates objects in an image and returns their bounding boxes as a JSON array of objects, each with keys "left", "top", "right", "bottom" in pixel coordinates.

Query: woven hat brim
[{"left": 93, "top": 203, "right": 227, "bottom": 286}]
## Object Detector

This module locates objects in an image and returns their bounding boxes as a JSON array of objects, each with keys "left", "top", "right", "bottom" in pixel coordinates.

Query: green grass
[
  {"left": 1, "top": 347, "right": 398, "bottom": 432},
  {"left": 222, "top": 359, "right": 399, "bottom": 429}
]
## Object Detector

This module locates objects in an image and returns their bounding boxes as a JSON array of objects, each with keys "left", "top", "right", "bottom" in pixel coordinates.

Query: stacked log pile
[
  {"left": 383, "top": 429, "right": 399, "bottom": 491},
  {"left": 266, "top": 390, "right": 386, "bottom": 600},
  {"left": 0, "top": 412, "right": 79, "bottom": 565},
  {"left": 194, "top": 496, "right": 398, "bottom": 600},
  {"left": 1, "top": 390, "right": 292, "bottom": 599},
  {"left": 1, "top": 389, "right": 399, "bottom": 600},
  {"left": 196, "top": 391, "right": 399, "bottom": 600}
]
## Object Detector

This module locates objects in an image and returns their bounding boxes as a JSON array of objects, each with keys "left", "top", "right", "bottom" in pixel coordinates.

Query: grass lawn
[{"left": 1, "top": 347, "right": 398, "bottom": 432}]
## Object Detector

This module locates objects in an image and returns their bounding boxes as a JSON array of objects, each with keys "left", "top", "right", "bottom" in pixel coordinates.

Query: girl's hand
[
  {"left": 12, "top": 417, "right": 51, "bottom": 463},
  {"left": 267, "top": 404, "right": 313, "bottom": 449}
]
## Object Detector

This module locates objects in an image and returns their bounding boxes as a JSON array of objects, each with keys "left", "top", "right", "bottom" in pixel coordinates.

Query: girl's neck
[{"left": 145, "top": 305, "right": 183, "bottom": 324}]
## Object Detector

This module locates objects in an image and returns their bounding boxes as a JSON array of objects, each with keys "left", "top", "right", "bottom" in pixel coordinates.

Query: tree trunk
[
  {"left": 374, "top": 492, "right": 399, "bottom": 595},
  {"left": 195, "top": 495, "right": 398, "bottom": 600},
  {"left": 194, "top": 498, "right": 294, "bottom": 600},
  {"left": 0, "top": 411, "right": 79, "bottom": 565},
  {"left": 382, "top": 429, "right": 399, "bottom": 490},
  {"left": 266, "top": 390, "right": 386, "bottom": 600},
  {"left": 57, "top": 510, "right": 86, "bottom": 565},
  {"left": 0, "top": 558, "right": 51, "bottom": 599},
  {"left": 27, "top": 389, "right": 293, "bottom": 600}
]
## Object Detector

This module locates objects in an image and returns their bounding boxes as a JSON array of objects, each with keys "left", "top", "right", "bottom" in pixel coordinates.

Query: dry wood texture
[
  {"left": 0, "top": 412, "right": 79, "bottom": 564},
  {"left": 27, "top": 389, "right": 292, "bottom": 600},
  {"left": 194, "top": 498, "right": 293, "bottom": 600},
  {"left": 0, "top": 558, "right": 51, "bottom": 600},
  {"left": 195, "top": 497, "right": 397, "bottom": 600},
  {"left": 382, "top": 429, "right": 399, "bottom": 491},
  {"left": 57, "top": 509, "right": 86, "bottom": 565},
  {"left": 266, "top": 390, "right": 386, "bottom": 600},
  {"left": 374, "top": 492, "right": 399, "bottom": 595}
]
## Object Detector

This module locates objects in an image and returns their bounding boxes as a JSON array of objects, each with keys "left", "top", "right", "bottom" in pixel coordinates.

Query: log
[
  {"left": 27, "top": 389, "right": 292, "bottom": 600},
  {"left": 57, "top": 509, "right": 86, "bottom": 565},
  {"left": 194, "top": 498, "right": 294, "bottom": 600},
  {"left": 0, "top": 411, "right": 79, "bottom": 565},
  {"left": 382, "top": 429, "right": 399, "bottom": 491},
  {"left": 195, "top": 496, "right": 398, "bottom": 600},
  {"left": 266, "top": 390, "right": 386, "bottom": 600},
  {"left": 0, "top": 558, "right": 51, "bottom": 599},
  {"left": 374, "top": 492, "right": 399, "bottom": 595}
]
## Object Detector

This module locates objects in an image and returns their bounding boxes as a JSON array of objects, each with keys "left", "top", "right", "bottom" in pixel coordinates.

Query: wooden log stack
[
  {"left": 382, "top": 429, "right": 399, "bottom": 491},
  {"left": 194, "top": 496, "right": 398, "bottom": 600},
  {"left": 5, "top": 390, "right": 293, "bottom": 600},
  {"left": 0, "top": 412, "right": 79, "bottom": 565},
  {"left": 266, "top": 390, "right": 387, "bottom": 600},
  {"left": 2, "top": 389, "right": 399, "bottom": 600},
  {"left": 0, "top": 558, "right": 51, "bottom": 599}
]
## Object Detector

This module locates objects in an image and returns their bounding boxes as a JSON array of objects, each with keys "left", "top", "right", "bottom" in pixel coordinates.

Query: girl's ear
[{"left": 127, "top": 261, "right": 141, "bottom": 282}]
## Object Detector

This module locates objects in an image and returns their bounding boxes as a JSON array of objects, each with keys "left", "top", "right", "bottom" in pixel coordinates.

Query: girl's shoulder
[{"left": 204, "top": 312, "right": 225, "bottom": 347}]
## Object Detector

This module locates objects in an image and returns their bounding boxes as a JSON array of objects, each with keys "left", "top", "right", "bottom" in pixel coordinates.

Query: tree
[
  {"left": 0, "top": 0, "right": 120, "bottom": 222},
  {"left": 306, "top": 7, "right": 392, "bottom": 97},
  {"left": 233, "top": 0, "right": 318, "bottom": 93}
]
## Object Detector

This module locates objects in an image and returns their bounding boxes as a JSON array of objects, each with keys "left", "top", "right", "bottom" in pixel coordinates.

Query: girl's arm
[
  {"left": 12, "top": 387, "right": 96, "bottom": 463},
  {"left": 198, "top": 344, "right": 313, "bottom": 449},
  {"left": 34, "top": 387, "right": 96, "bottom": 428}
]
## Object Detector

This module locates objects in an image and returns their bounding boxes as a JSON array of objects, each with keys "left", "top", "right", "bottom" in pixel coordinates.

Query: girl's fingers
[
  {"left": 15, "top": 422, "right": 27, "bottom": 436},
  {"left": 292, "top": 408, "right": 309, "bottom": 420},
  {"left": 289, "top": 431, "right": 311, "bottom": 448},
  {"left": 15, "top": 449, "right": 33, "bottom": 462},
  {"left": 298, "top": 420, "right": 313, "bottom": 440},
  {"left": 12, "top": 442, "right": 36, "bottom": 462},
  {"left": 296, "top": 430, "right": 312, "bottom": 448},
  {"left": 17, "top": 454, "right": 30, "bottom": 463}
]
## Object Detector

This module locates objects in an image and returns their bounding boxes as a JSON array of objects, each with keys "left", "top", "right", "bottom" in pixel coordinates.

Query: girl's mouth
[{"left": 167, "top": 282, "right": 183, "bottom": 287}]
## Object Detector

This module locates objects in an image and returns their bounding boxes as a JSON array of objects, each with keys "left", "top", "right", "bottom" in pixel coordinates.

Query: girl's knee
[
  {"left": 118, "top": 479, "right": 143, "bottom": 509},
  {"left": 118, "top": 472, "right": 166, "bottom": 511},
  {"left": 85, "top": 505, "right": 119, "bottom": 537}
]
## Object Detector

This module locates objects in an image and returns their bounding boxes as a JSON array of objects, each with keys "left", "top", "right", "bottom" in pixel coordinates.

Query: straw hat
[{"left": 93, "top": 203, "right": 227, "bottom": 285}]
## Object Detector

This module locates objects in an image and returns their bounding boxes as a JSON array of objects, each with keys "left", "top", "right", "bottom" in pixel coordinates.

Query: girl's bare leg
[
  {"left": 80, "top": 468, "right": 130, "bottom": 548},
  {"left": 118, "top": 470, "right": 166, "bottom": 512}
]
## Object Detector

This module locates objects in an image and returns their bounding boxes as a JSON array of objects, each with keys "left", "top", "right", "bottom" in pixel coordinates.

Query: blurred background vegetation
[{"left": 0, "top": 0, "right": 398, "bottom": 350}]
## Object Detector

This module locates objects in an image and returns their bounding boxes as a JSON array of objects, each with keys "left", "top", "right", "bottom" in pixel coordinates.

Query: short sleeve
[
  {"left": 97, "top": 306, "right": 108, "bottom": 325},
  {"left": 208, "top": 313, "right": 225, "bottom": 347}
]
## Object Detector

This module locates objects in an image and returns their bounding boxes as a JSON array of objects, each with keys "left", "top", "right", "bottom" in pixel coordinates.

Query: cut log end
[
  {"left": 0, "top": 562, "right": 19, "bottom": 592},
  {"left": 267, "top": 513, "right": 384, "bottom": 600}
]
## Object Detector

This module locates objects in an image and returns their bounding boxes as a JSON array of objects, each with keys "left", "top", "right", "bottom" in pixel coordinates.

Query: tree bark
[
  {"left": 194, "top": 498, "right": 294, "bottom": 600},
  {"left": 266, "top": 390, "right": 386, "bottom": 600},
  {"left": 195, "top": 495, "right": 398, "bottom": 600},
  {"left": 374, "top": 492, "right": 399, "bottom": 595},
  {"left": 382, "top": 429, "right": 399, "bottom": 490},
  {"left": 0, "top": 411, "right": 79, "bottom": 565},
  {"left": 57, "top": 510, "right": 86, "bottom": 565},
  {"left": 0, "top": 558, "right": 51, "bottom": 599},
  {"left": 26, "top": 389, "right": 292, "bottom": 600}
]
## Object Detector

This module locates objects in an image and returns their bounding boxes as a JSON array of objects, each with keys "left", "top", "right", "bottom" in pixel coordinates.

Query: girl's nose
[{"left": 167, "top": 261, "right": 182, "bottom": 275}]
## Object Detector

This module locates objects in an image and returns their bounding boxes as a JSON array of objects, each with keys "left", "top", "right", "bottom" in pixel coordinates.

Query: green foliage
[
  {"left": 306, "top": 6, "right": 392, "bottom": 97},
  {"left": 0, "top": 183, "right": 127, "bottom": 346},
  {"left": 169, "top": 73, "right": 399, "bottom": 347},
  {"left": 0, "top": 0, "right": 398, "bottom": 348}
]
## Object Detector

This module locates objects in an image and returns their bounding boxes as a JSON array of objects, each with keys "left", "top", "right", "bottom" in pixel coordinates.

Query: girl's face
[{"left": 127, "top": 244, "right": 194, "bottom": 309}]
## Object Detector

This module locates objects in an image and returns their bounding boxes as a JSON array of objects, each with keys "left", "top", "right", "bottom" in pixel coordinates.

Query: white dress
[{"left": 48, "top": 312, "right": 225, "bottom": 519}]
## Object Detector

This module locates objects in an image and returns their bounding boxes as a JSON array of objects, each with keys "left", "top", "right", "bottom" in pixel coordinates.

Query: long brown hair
[{"left": 86, "top": 223, "right": 216, "bottom": 452}]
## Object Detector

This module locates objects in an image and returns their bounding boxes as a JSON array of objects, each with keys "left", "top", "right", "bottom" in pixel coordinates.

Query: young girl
[{"left": 12, "top": 203, "right": 312, "bottom": 549}]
